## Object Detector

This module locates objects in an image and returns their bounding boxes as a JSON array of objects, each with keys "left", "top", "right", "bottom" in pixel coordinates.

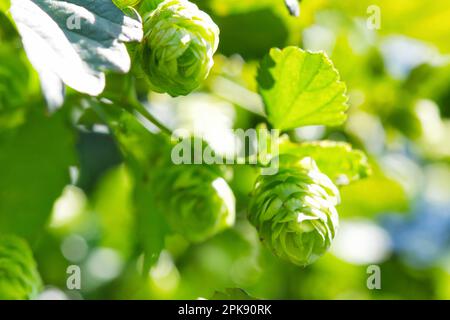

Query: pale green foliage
[
  {"left": 0, "top": 235, "right": 42, "bottom": 300},
  {"left": 249, "top": 157, "right": 340, "bottom": 266},
  {"left": 330, "top": 0, "right": 450, "bottom": 53},
  {"left": 0, "top": 1, "right": 10, "bottom": 13},
  {"left": 10, "top": 0, "right": 143, "bottom": 108},
  {"left": 280, "top": 140, "right": 371, "bottom": 185},
  {"left": 93, "top": 165, "right": 135, "bottom": 258},
  {"left": 0, "top": 47, "right": 31, "bottom": 112},
  {"left": 140, "top": 0, "right": 220, "bottom": 96},
  {"left": 113, "top": 0, "right": 142, "bottom": 9},
  {"left": 258, "top": 46, "right": 348, "bottom": 130}
]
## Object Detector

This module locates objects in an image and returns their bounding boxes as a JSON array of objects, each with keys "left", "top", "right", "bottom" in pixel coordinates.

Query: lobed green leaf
[
  {"left": 258, "top": 46, "right": 348, "bottom": 130},
  {"left": 280, "top": 140, "right": 371, "bottom": 185}
]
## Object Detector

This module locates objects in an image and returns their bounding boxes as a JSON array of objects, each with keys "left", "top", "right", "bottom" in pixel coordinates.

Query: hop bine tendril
[
  {"left": 139, "top": 0, "right": 220, "bottom": 96},
  {"left": 248, "top": 157, "right": 340, "bottom": 266}
]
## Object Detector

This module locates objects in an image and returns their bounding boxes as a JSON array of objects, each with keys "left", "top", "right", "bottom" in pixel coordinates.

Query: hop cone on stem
[
  {"left": 155, "top": 160, "right": 235, "bottom": 243},
  {"left": 0, "top": 235, "right": 42, "bottom": 300},
  {"left": 140, "top": 0, "right": 219, "bottom": 96},
  {"left": 248, "top": 157, "right": 340, "bottom": 266}
]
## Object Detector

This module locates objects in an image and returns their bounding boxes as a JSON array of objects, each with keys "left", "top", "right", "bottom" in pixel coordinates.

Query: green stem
[{"left": 126, "top": 98, "right": 173, "bottom": 136}]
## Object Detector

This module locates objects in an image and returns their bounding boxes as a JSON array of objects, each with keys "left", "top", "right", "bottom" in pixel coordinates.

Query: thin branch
[{"left": 126, "top": 98, "right": 173, "bottom": 136}]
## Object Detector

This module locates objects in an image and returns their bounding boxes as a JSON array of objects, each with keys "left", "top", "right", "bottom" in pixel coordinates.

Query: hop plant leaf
[
  {"left": 113, "top": 0, "right": 142, "bottom": 9},
  {"left": 258, "top": 47, "right": 348, "bottom": 130},
  {"left": 280, "top": 140, "right": 371, "bottom": 185},
  {"left": 0, "top": 47, "right": 32, "bottom": 112},
  {"left": 140, "top": 0, "right": 220, "bottom": 96},
  {"left": 0, "top": 235, "right": 42, "bottom": 300},
  {"left": 248, "top": 157, "right": 340, "bottom": 266}
]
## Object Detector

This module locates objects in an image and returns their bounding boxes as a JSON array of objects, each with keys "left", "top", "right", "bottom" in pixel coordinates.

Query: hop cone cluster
[
  {"left": 155, "top": 161, "right": 235, "bottom": 242},
  {"left": 248, "top": 157, "right": 340, "bottom": 266},
  {"left": 140, "top": 0, "right": 219, "bottom": 96},
  {"left": 0, "top": 235, "right": 42, "bottom": 300}
]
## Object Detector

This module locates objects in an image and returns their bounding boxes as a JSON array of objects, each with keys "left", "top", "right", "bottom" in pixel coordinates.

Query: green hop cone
[
  {"left": 155, "top": 159, "right": 235, "bottom": 242},
  {"left": 0, "top": 235, "right": 42, "bottom": 300},
  {"left": 248, "top": 157, "right": 340, "bottom": 266},
  {"left": 140, "top": 0, "right": 220, "bottom": 96}
]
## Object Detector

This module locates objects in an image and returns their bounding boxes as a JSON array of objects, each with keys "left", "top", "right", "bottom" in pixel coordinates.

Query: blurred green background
[{"left": 0, "top": 0, "right": 449, "bottom": 299}]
